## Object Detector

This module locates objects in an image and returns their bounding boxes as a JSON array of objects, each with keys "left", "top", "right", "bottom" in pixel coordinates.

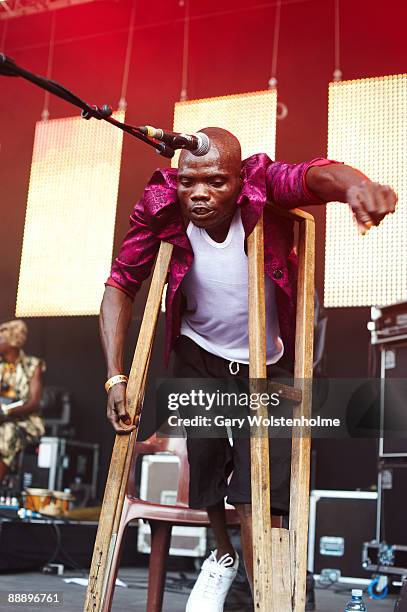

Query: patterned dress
[{"left": 0, "top": 352, "right": 45, "bottom": 466}]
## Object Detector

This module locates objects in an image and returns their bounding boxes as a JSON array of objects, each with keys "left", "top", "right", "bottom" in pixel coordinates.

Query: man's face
[
  {"left": 0, "top": 334, "right": 10, "bottom": 354},
  {"left": 177, "top": 148, "right": 242, "bottom": 230}
]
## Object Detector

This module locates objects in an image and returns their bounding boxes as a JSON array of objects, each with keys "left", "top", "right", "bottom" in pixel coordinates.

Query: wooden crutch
[
  {"left": 288, "top": 207, "right": 315, "bottom": 612},
  {"left": 83, "top": 241, "right": 173, "bottom": 612},
  {"left": 247, "top": 206, "right": 315, "bottom": 612}
]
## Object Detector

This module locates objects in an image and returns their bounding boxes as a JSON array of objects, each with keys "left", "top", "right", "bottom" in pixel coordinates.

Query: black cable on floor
[{"left": 46, "top": 521, "right": 87, "bottom": 577}]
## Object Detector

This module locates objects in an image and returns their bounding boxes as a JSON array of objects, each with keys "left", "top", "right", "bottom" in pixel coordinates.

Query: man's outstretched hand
[
  {"left": 306, "top": 165, "right": 398, "bottom": 233},
  {"left": 346, "top": 180, "right": 398, "bottom": 234},
  {"left": 107, "top": 382, "right": 137, "bottom": 434}
]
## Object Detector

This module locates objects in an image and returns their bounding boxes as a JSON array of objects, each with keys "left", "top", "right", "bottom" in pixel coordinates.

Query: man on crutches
[{"left": 100, "top": 127, "right": 396, "bottom": 611}]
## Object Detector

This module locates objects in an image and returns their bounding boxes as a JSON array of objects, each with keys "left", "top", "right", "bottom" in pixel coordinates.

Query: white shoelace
[{"left": 200, "top": 551, "right": 235, "bottom": 599}]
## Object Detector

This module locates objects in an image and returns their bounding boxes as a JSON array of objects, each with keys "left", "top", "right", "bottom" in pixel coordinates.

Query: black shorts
[{"left": 172, "top": 335, "right": 293, "bottom": 514}]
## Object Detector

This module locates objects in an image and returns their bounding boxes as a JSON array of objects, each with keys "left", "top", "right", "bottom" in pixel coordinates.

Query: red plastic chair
[{"left": 103, "top": 432, "right": 283, "bottom": 611}]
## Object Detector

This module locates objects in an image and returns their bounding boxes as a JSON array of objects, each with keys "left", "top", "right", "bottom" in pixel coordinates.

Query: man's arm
[
  {"left": 100, "top": 286, "right": 137, "bottom": 434},
  {"left": 101, "top": 186, "right": 161, "bottom": 434},
  {"left": 266, "top": 159, "right": 398, "bottom": 232},
  {"left": 306, "top": 164, "right": 398, "bottom": 233}
]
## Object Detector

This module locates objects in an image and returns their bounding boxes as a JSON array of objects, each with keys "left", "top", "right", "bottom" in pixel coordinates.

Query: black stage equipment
[
  {"left": 20, "top": 437, "right": 99, "bottom": 500},
  {"left": 377, "top": 460, "right": 407, "bottom": 547},
  {"left": 362, "top": 302, "right": 407, "bottom": 592},
  {"left": 308, "top": 490, "right": 377, "bottom": 581},
  {"left": 363, "top": 541, "right": 407, "bottom": 577},
  {"left": 369, "top": 301, "right": 407, "bottom": 457},
  {"left": 395, "top": 578, "right": 407, "bottom": 611},
  {"left": 0, "top": 518, "right": 140, "bottom": 572}
]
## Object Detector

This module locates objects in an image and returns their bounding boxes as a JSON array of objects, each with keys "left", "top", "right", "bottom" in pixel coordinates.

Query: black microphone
[
  {"left": 139, "top": 125, "right": 210, "bottom": 156},
  {"left": 0, "top": 54, "right": 19, "bottom": 77}
]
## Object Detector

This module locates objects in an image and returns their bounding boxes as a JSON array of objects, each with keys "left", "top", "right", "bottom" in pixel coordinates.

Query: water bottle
[{"left": 344, "top": 588, "right": 367, "bottom": 611}]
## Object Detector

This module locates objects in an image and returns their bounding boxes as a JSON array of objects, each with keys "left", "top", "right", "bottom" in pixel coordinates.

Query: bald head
[
  {"left": 177, "top": 127, "right": 243, "bottom": 235},
  {"left": 178, "top": 127, "right": 242, "bottom": 176}
]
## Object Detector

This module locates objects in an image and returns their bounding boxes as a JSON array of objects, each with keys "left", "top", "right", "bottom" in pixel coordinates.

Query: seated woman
[{"left": 0, "top": 319, "right": 45, "bottom": 483}]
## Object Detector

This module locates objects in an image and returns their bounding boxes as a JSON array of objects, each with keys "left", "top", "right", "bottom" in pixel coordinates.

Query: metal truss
[{"left": 0, "top": 0, "right": 103, "bottom": 20}]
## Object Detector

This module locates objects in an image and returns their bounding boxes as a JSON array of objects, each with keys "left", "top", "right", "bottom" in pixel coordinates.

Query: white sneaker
[{"left": 186, "top": 549, "right": 239, "bottom": 612}]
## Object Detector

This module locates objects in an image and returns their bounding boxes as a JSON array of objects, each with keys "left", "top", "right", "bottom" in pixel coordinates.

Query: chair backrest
[{"left": 127, "top": 431, "right": 190, "bottom": 507}]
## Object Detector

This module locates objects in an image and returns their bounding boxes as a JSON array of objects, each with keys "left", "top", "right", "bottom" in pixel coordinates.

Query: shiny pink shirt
[{"left": 106, "top": 154, "right": 339, "bottom": 365}]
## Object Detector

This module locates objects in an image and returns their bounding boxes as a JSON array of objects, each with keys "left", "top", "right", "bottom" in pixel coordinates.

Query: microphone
[
  {"left": 139, "top": 125, "right": 210, "bottom": 156},
  {"left": 0, "top": 54, "right": 18, "bottom": 77}
]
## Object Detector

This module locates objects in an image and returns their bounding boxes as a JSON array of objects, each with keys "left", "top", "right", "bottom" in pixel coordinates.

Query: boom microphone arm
[{"left": 0, "top": 53, "right": 175, "bottom": 158}]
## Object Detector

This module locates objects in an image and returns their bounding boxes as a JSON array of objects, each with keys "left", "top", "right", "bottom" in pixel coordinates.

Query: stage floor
[{"left": 0, "top": 567, "right": 398, "bottom": 611}]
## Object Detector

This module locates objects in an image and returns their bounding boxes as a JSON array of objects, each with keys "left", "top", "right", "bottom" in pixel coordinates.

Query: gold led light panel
[
  {"left": 172, "top": 89, "right": 277, "bottom": 165},
  {"left": 16, "top": 112, "right": 125, "bottom": 316},
  {"left": 324, "top": 75, "right": 406, "bottom": 307}
]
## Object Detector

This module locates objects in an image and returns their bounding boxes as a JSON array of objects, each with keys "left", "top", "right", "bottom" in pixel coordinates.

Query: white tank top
[{"left": 180, "top": 209, "right": 284, "bottom": 364}]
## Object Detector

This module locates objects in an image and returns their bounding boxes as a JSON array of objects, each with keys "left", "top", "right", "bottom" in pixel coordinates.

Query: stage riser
[{"left": 0, "top": 520, "right": 140, "bottom": 572}]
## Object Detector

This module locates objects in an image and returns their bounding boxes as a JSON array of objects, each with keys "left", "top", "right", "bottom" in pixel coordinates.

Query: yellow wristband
[{"left": 105, "top": 374, "right": 128, "bottom": 393}]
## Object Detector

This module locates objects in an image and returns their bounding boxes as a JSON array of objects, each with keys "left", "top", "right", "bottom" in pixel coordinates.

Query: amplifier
[
  {"left": 369, "top": 303, "right": 407, "bottom": 345},
  {"left": 308, "top": 490, "right": 377, "bottom": 581},
  {"left": 137, "top": 454, "right": 206, "bottom": 559},
  {"left": 362, "top": 541, "right": 407, "bottom": 575}
]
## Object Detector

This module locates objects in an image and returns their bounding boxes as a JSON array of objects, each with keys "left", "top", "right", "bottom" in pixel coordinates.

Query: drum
[
  {"left": 52, "top": 491, "right": 75, "bottom": 514},
  {"left": 23, "top": 488, "right": 53, "bottom": 512}
]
